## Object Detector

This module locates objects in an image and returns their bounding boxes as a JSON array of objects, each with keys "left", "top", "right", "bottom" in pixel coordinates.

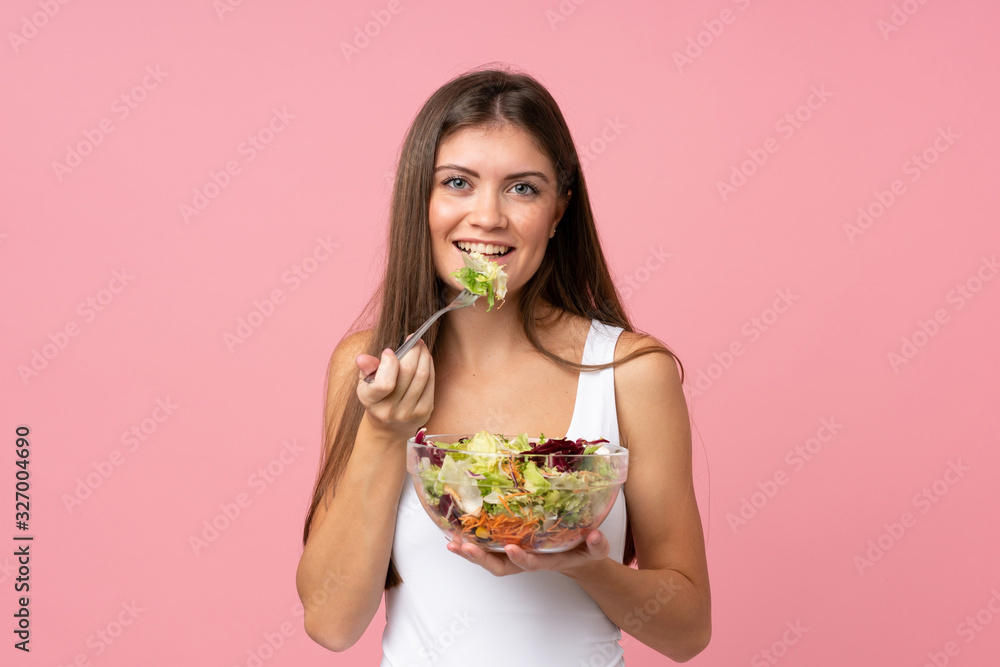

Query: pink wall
[{"left": 4, "top": 1, "right": 998, "bottom": 665}]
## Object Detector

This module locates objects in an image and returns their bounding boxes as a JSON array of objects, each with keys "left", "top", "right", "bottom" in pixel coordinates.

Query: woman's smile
[
  {"left": 452, "top": 240, "right": 516, "bottom": 270},
  {"left": 454, "top": 240, "right": 513, "bottom": 257}
]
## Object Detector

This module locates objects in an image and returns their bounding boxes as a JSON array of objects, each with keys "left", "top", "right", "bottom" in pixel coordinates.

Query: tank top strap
[{"left": 565, "top": 320, "right": 624, "bottom": 446}]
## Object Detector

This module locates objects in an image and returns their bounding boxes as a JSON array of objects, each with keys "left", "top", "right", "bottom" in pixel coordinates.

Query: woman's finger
[
  {"left": 355, "top": 353, "right": 380, "bottom": 378},
  {"left": 584, "top": 529, "right": 610, "bottom": 560},
  {"left": 357, "top": 349, "right": 398, "bottom": 404},
  {"left": 454, "top": 542, "right": 516, "bottom": 577},
  {"left": 503, "top": 545, "right": 540, "bottom": 571},
  {"left": 381, "top": 346, "right": 416, "bottom": 405},
  {"left": 444, "top": 535, "right": 504, "bottom": 574},
  {"left": 398, "top": 341, "right": 433, "bottom": 414},
  {"left": 501, "top": 530, "right": 609, "bottom": 573},
  {"left": 412, "top": 344, "right": 437, "bottom": 417}
]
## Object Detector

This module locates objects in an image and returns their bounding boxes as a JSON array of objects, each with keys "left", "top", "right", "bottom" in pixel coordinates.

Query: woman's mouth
[{"left": 454, "top": 241, "right": 513, "bottom": 257}]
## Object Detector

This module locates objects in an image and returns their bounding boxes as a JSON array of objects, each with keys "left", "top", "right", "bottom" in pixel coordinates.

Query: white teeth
[{"left": 457, "top": 241, "right": 511, "bottom": 256}]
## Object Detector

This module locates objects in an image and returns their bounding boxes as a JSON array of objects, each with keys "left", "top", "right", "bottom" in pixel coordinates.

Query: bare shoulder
[
  {"left": 613, "top": 332, "right": 688, "bottom": 446},
  {"left": 614, "top": 331, "right": 683, "bottom": 393},
  {"left": 331, "top": 329, "right": 374, "bottom": 364}
]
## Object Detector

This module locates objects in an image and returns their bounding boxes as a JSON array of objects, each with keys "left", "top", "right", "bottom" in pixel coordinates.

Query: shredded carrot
[{"left": 456, "top": 501, "right": 587, "bottom": 550}]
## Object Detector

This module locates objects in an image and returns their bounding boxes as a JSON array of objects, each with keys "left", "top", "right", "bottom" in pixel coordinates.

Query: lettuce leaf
[{"left": 450, "top": 251, "right": 508, "bottom": 311}]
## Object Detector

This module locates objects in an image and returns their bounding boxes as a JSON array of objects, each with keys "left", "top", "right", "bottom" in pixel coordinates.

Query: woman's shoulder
[
  {"left": 612, "top": 332, "right": 688, "bottom": 449},
  {"left": 613, "top": 331, "right": 683, "bottom": 392},
  {"left": 334, "top": 329, "right": 374, "bottom": 356}
]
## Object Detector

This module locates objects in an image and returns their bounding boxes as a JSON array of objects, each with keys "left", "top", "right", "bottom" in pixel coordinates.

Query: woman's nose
[{"left": 467, "top": 191, "right": 506, "bottom": 230}]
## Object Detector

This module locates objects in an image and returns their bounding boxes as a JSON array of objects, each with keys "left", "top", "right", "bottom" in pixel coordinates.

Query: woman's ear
[{"left": 553, "top": 189, "right": 572, "bottom": 231}]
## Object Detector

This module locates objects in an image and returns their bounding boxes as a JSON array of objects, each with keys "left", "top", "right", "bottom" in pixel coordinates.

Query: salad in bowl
[{"left": 406, "top": 430, "right": 628, "bottom": 553}]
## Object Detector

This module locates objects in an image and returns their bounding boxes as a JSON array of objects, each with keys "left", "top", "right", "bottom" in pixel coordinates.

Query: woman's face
[{"left": 428, "top": 124, "right": 569, "bottom": 297}]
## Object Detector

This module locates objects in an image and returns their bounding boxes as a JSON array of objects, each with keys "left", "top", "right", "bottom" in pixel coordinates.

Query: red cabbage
[
  {"left": 527, "top": 438, "right": 578, "bottom": 472},
  {"left": 424, "top": 445, "right": 446, "bottom": 467},
  {"left": 437, "top": 493, "right": 461, "bottom": 526}
]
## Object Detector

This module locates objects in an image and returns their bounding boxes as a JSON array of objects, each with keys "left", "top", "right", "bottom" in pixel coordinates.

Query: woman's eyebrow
[{"left": 434, "top": 164, "right": 551, "bottom": 184}]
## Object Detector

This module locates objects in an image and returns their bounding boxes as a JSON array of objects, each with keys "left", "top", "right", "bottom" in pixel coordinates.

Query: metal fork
[{"left": 363, "top": 288, "right": 479, "bottom": 383}]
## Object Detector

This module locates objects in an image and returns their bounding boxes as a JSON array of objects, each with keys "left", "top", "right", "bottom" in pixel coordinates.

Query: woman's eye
[
  {"left": 512, "top": 183, "right": 539, "bottom": 196},
  {"left": 445, "top": 177, "right": 468, "bottom": 189}
]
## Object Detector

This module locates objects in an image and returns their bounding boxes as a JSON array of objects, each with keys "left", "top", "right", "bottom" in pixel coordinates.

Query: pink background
[{"left": 3, "top": 1, "right": 999, "bottom": 665}]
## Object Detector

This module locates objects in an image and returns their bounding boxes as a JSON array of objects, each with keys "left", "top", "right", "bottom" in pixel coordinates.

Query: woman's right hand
[{"left": 354, "top": 339, "right": 435, "bottom": 439}]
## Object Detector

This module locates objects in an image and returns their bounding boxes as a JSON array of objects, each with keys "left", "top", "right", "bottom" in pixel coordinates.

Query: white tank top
[{"left": 380, "top": 320, "right": 627, "bottom": 667}]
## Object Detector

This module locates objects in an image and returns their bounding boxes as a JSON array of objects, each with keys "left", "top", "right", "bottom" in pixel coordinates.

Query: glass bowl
[{"left": 405, "top": 432, "right": 628, "bottom": 553}]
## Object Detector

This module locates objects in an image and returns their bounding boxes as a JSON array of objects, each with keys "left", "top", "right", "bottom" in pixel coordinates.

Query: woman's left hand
[{"left": 445, "top": 529, "right": 609, "bottom": 577}]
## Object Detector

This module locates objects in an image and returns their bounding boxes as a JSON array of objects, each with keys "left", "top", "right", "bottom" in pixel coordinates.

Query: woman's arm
[
  {"left": 445, "top": 334, "right": 711, "bottom": 661},
  {"left": 295, "top": 332, "right": 435, "bottom": 652},
  {"left": 566, "top": 333, "right": 711, "bottom": 660}
]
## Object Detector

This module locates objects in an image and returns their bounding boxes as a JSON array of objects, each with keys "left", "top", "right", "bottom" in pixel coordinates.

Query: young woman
[{"left": 296, "top": 66, "right": 711, "bottom": 665}]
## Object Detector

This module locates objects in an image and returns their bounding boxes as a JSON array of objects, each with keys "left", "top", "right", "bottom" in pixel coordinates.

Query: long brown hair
[{"left": 303, "top": 64, "right": 683, "bottom": 588}]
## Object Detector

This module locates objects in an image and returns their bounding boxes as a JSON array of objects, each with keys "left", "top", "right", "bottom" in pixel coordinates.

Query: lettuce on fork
[{"left": 450, "top": 250, "right": 508, "bottom": 311}]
